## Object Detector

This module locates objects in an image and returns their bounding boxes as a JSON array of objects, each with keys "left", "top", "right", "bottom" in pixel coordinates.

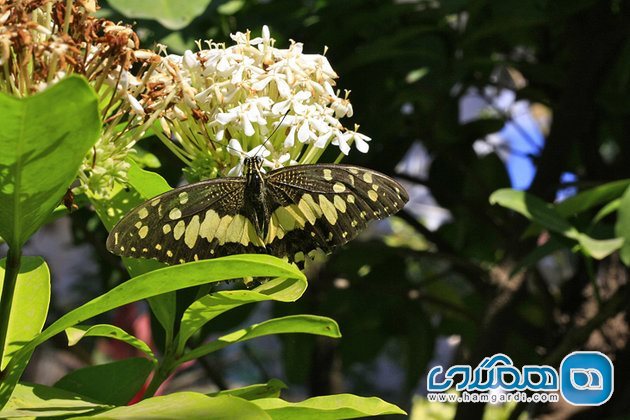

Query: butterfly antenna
[{"left": 255, "top": 110, "right": 291, "bottom": 157}]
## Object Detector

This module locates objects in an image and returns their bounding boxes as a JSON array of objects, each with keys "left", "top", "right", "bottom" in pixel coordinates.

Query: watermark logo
[
  {"left": 427, "top": 351, "right": 613, "bottom": 406},
  {"left": 560, "top": 351, "right": 613, "bottom": 406}
]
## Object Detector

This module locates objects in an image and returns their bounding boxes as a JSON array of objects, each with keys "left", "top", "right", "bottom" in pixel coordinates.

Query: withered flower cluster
[{"left": 0, "top": 0, "right": 160, "bottom": 196}]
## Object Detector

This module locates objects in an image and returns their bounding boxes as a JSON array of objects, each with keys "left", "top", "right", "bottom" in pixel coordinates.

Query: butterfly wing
[
  {"left": 263, "top": 164, "right": 408, "bottom": 262},
  {"left": 106, "top": 177, "right": 267, "bottom": 264}
]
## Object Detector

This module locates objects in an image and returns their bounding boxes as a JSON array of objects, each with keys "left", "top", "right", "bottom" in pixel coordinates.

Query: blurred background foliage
[{"left": 15, "top": 0, "right": 630, "bottom": 418}]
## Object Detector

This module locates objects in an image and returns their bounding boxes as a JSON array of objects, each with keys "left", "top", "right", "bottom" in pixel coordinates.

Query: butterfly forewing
[{"left": 107, "top": 162, "right": 408, "bottom": 265}]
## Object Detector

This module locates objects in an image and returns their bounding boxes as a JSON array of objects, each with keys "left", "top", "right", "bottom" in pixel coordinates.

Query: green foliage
[
  {"left": 0, "top": 257, "right": 49, "bottom": 370},
  {"left": 251, "top": 394, "right": 406, "bottom": 419},
  {"left": 54, "top": 358, "right": 154, "bottom": 406},
  {"left": 490, "top": 189, "right": 624, "bottom": 259},
  {"left": 107, "top": 0, "right": 212, "bottom": 29},
  {"left": 0, "top": 76, "right": 100, "bottom": 248}
]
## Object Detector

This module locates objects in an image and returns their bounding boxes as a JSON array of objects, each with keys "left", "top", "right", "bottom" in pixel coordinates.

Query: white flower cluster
[{"left": 146, "top": 25, "right": 370, "bottom": 178}]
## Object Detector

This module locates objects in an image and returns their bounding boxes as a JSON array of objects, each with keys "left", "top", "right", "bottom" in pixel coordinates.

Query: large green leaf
[
  {"left": 490, "top": 189, "right": 623, "bottom": 259},
  {"left": 252, "top": 394, "right": 406, "bottom": 419},
  {"left": 74, "top": 392, "right": 270, "bottom": 419},
  {"left": 54, "top": 358, "right": 153, "bottom": 406},
  {"left": 0, "top": 257, "right": 50, "bottom": 370},
  {"left": 0, "top": 255, "right": 305, "bottom": 408},
  {"left": 0, "top": 76, "right": 100, "bottom": 248},
  {"left": 66, "top": 324, "right": 156, "bottom": 363},
  {"left": 0, "top": 383, "right": 109, "bottom": 418},
  {"left": 615, "top": 185, "right": 630, "bottom": 266},
  {"left": 555, "top": 179, "right": 630, "bottom": 217},
  {"left": 179, "top": 315, "right": 340, "bottom": 363},
  {"left": 208, "top": 379, "right": 287, "bottom": 401},
  {"left": 177, "top": 276, "right": 307, "bottom": 352},
  {"left": 108, "top": 0, "right": 213, "bottom": 30}
]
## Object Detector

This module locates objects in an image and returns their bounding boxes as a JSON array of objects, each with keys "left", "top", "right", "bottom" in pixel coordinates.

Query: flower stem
[{"left": 0, "top": 246, "right": 22, "bottom": 375}]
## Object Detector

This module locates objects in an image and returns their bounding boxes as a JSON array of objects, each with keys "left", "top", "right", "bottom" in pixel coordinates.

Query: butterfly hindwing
[
  {"left": 263, "top": 164, "right": 408, "bottom": 261},
  {"left": 106, "top": 177, "right": 266, "bottom": 265}
]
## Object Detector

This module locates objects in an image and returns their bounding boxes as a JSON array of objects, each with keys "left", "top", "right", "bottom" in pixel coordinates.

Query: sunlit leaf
[
  {"left": 0, "top": 257, "right": 50, "bottom": 370},
  {"left": 108, "top": 0, "right": 213, "bottom": 30},
  {"left": 208, "top": 379, "right": 287, "bottom": 400},
  {"left": 252, "top": 394, "right": 406, "bottom": 419},
  {"left": 177, "top": 276, "right": 307, "bottom": 352},
  {"left": 74, "top": 393, "right": 270, "bottom": 419},
  {"left": 180, "top": 315, "right": 340, "bottom": 363},
  {"left": 0, "top": 383, "right": 109, "bottom": 418},
  {"left": 0, "top": 76, "right": 100, "bottom": 248},
  {"left": 65, "top": 324, "right": 156, "bottom": 363}
]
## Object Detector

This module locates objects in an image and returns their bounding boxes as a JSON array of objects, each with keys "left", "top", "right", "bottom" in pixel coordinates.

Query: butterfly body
[{"left": 107, "top": 158, "right": 408, "bottom": 265}]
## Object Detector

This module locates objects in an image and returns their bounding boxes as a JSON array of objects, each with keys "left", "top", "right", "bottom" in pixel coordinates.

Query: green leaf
[
  {"left": 177, "top": 276, "right": 307, "bottom": 352},
  {"left": 108, "top": 0, "right": 213, "bottom": 30},
  {"left": 0, "top": 383, "right": 109, "bottom": 418},
  {"left": 555, "top": 179, "right": 630, "bottom": 217},
  {"left": 252, "top": 394, "right": 406, "bottom": 419},
  {"left": 0, "top": 76, "right": 100, "bottom": 248},
  {"left": 615, "top": 185, "right": 630, "bottom": 265},
  {"left": 54, "top": 358, "right": 153, "bottom": 406},
  {"left": 218, "top": 0, "right": 245, "bottom": 15},
  {"left": 0, "top": 257, "right": 50, "bottom": 370},
  {"left": 208, "top": 379, "right": 287, "bottom": 401},
  {"left": 0, "top": 255, "right": 305, "bottom": 408},
  {"left": 490, "top": 189, "right": 577, "bottom": 237},
  {"left": 490, "top": 189, "right": 623, "bottom": 259},
  {"left": 65, "top": 324, "right": 156, "bottom": 363},
  {"left": 180, "top": 315, "right": 340, "bottom": 364},
  {"left": 575, "top": 234, "right": 623, "bottom": 260},
  {"left": 75, "top": 393, "right": 270, "bottom": 419}
]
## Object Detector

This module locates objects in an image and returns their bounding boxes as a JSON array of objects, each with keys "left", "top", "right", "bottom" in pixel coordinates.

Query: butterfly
[{"left": 106, "top": 156, "right": 408, "bottom": 265}]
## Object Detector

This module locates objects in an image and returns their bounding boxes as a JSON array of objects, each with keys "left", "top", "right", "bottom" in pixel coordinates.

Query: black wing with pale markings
[
  {"left": 106, "top": 161, "right": 408, "bottom": 265},
  {"left": 106, "top": 177, "right": 266, "bottom": 265},
  {"left": 263, "top": 164, "right": 408, "bottom": 262}
]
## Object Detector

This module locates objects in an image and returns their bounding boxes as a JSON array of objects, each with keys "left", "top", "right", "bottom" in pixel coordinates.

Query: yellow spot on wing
[
  {"left": 333, "top": 195, "right": 347, "bottom": 213},
  {"left": 179, "top": 191, "right": 189, "bottom": 204},
  {"left": 173, "top": 220, "right": 186, "bottom": 240},
  {"left": 347, "top": 195, "right": 356, "bottom": 204},
  {"left": 215, "top": 215, "right": 233, "bottom": 244},
  {"left": 184, "top": 215, "right": 200, "bottom": 248},
  {"left": 151, "top": 198, "right": 161, "bottom": 206},
  {"left": 319, "top": 195, "right": 338, "bottom": 225},
  {"left": 368, "top": 190, "right": 379, "bottom": 202},
  {"left": 333, "top": 182, "right": 346, "bottom": 193},
  {"left": 169, "top": 208, "right": 182, "bottom": 220},
  {"left": 138, "top": 207, "right": 149, "bottom": 219},
  {"left": 200, "top": 210, "right": 221, "bottom": 241},
  {"left": 163, "top": 224, "right": 172, "bottom": 234},
  {"left": 363, "top": 172, "right": 373, "bottom": 183},
  {"left": 323, "top": 169, "right": 333, "bottom": 181},
  {"left": 226, "top": 215, "right": 246, "bottom": 244},
  {"left": 138, "top": 225, "right": 149, "bottom": 239},
  {"left": 166, "top": 250, "right": 173, "bottom": 257}
]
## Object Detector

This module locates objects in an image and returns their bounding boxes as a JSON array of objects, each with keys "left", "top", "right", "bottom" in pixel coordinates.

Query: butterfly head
[{"left": 244, "top": 156, "right": 265, "bottom": 185}]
